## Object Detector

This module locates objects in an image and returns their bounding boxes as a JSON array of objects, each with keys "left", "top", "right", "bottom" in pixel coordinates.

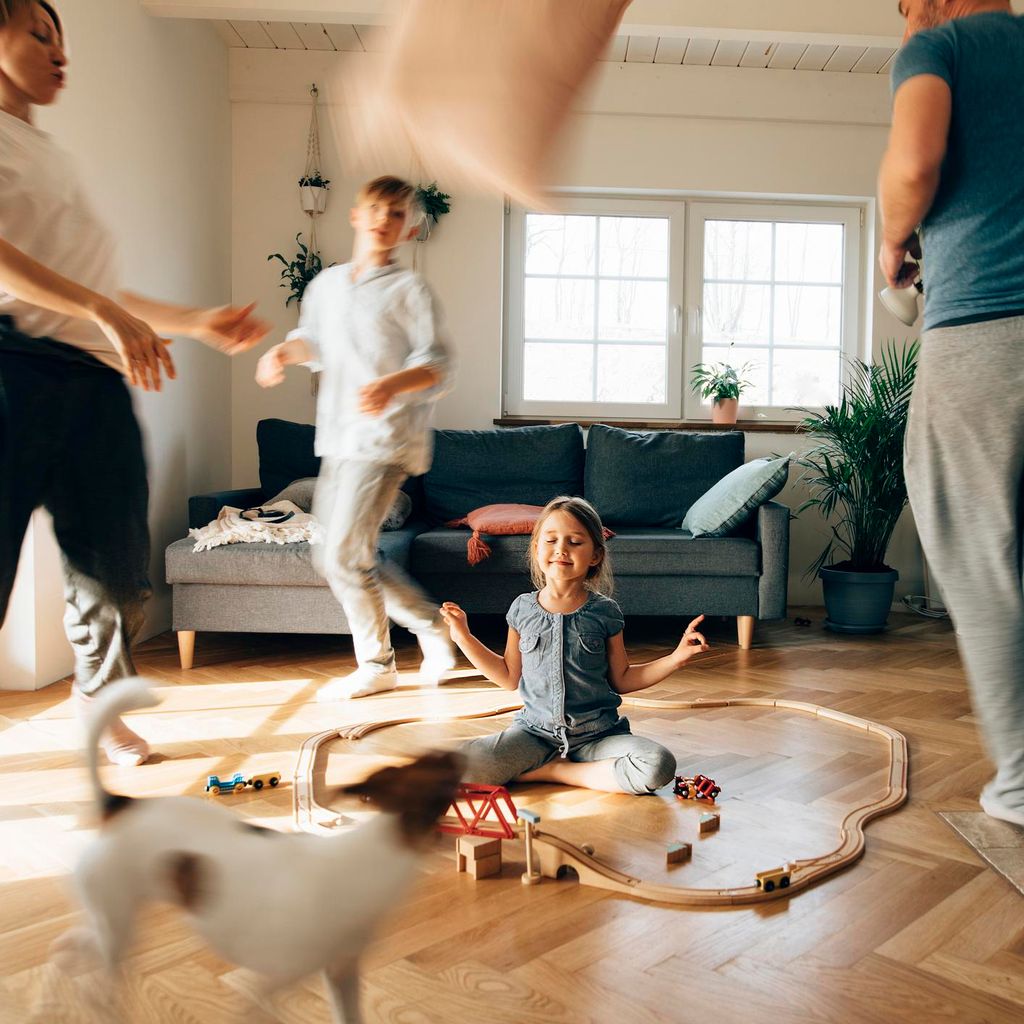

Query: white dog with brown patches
[{"left": 53, "top": 678, "right": 463, "bottom": 1023}]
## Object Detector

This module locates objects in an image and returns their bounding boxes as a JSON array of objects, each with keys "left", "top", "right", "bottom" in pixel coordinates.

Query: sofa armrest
[
  {"left": 188, "top": 488, "right": 265, "bottom": 530},
  {"left": 757, "top": 500, "right": 790, "bottom": 620}
]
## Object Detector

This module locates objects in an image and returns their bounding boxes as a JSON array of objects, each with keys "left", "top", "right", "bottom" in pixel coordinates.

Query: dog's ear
[{"left": 339, "top": 751, "right": 465, "bottom": 841}]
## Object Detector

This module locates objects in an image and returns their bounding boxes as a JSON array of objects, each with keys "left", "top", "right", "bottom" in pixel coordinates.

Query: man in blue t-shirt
[{"left": 879, "top": 0, "right": 1024, "bottom": 830}]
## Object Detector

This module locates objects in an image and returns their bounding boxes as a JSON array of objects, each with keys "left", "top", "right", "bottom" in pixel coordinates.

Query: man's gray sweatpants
[{"left": 904, "top": 315, "right": 1024, "bottom": 812}]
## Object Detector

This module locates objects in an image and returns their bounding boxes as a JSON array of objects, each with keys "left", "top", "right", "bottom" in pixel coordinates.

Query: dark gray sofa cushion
[
  {"left": 584, "top": 425, "right": 745, "bottom": 528},
  {"left": 422, "top": 424, "right": 584, "bottom": 525},
  {"left": 255, "top": 418, "right": 424, "bottom": 514},
  {"left": 257, "top": 419, "right": 320, "bottom": 498},
  {"left": 166, "top": 526, "right": 421, "bottom": 586},
  {"left": 411, "top": 527, "right": 758, "bottom": 578}
]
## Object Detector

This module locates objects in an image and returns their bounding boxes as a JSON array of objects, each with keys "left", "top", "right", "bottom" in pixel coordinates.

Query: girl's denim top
[{"left": 507, "top": 590, "right": 625, "bottom": 754}]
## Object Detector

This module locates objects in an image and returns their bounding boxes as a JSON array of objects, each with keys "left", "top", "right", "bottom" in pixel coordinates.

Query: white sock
[
  {"left": 980, "top": 786, "right": 1024, "bottom": 828},
  {"left": 75, "top": 688, "right": 151, "bottom": 767},
  {"left": 316, "top": 667, "right": 398, "bottom": 701},
  {"left": 417, "top": 627, "right": 456, "bottom": 685}
]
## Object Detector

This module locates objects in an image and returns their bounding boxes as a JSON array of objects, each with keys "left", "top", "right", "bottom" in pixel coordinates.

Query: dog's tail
[{"left": 84, "top": 678, "right": 161, "bottom": 813}]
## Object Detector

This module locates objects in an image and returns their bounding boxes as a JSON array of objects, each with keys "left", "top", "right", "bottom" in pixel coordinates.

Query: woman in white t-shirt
[{"left": 0, "top": 1, "right": 269, "bottom": 765}]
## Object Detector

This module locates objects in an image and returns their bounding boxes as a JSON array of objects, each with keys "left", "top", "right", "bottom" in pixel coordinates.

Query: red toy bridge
[{"left": 437, "top": 783, "right": 518, "bottom": 839}]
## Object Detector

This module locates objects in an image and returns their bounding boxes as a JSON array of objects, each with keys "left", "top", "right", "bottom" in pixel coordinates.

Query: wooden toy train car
[{"left": 755, "top": 864, "right": 795, "bottom": 893}]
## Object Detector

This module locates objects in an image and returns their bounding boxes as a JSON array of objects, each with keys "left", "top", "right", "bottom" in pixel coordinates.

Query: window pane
[
  {"left": 598, "top": 217, "right": 669, "bottom": 278},
  {"left": 525, "top": 278, "right": 594, "bottom": 340},
  {"left": 773, "top": 285, "right": 842, "bottom": 346},
  {"left": 524, "top": 342, "right": 594, "bottom": 401},
  {"left": 705, "top": 220, "right": 772, "bottom": 281},
  {"left": 704, "top": 283, "right": 770, "bottom": 344},
  {"left": 775, "top": 222, "right": 844, "bottom": 283},
  {"left": 699, "top": 345, "right": 769, "bottom": 406},
  {"left": 524, "top": 215, "right": 595, "bottom": 275},
  {"left": 596, "top": 344, "right": 666, "bottom": 403},
  {"left": 772, "top": 348, "right": 841, "bottom": 406},
  {"left": 598, "top": 280, "right": 667, "bottom": 342}
]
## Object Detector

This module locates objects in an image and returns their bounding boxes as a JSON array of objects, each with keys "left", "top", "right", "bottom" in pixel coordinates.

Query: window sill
[{"left": 493, "top": 417, "right": 804, "bottom": 434}]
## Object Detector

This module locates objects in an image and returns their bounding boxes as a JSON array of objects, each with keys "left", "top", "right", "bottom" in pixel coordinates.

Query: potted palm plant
[
  {"left": 795, "top": 340, "right": 919, "bottom": 633},
  {"left": 690, "top": 356, "right": 755, "bottom": 424}
]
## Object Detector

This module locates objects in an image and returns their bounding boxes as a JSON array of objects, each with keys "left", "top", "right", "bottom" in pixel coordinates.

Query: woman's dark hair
[{"left": 0, "top": 1, "right": 63, "bottom": 40}]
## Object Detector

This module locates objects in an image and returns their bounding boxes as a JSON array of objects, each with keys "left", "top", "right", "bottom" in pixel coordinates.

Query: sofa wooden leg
[
  {"left": 737, "top": 616, "right": 754, "bottom": 650},
  {"left": 177, "top": 630, "right": 195, "bottom": 670}
]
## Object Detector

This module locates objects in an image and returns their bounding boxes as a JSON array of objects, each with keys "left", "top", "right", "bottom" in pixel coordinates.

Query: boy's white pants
[{"left": 313, "top": 458, "right": 440, "bottom": 676}]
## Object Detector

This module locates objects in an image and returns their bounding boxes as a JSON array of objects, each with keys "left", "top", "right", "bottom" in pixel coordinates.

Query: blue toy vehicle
[{"left": 206, "top": 772, "right": 248, "bottom": 795}]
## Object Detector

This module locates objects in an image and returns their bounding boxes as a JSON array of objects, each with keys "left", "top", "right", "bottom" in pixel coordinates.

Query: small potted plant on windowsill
[
  {"left": 794, "top": 339, "right": 919, "bottom": 634},
  {"left": 690, "top": 357, "right": 755, "bottom": 424},
  {"left": 267, "top": 232, "right": 326, "bottom": 308},
  {"left": 299, "top": 172, "right": 331, "bottom": 214}
]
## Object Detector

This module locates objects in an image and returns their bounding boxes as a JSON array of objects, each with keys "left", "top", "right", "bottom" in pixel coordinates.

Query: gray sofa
[{"left": 165, "top": 420, "right": 789, "bottom": 667}]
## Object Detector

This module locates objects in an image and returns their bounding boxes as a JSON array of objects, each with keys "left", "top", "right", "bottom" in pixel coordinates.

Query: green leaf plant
[
  {"left": 689, "top": 359, "right": 755, "bottom": 403},
  {"left": 793, "top": 339, "right": 920, "bottom": 577},
  {"left": 267, "top": 232, "right": 326, "bottom": 308}
]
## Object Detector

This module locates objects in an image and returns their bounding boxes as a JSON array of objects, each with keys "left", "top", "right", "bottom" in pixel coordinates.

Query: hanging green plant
[
  {"left": 415, "top": 182, "right": 452, "bottom": 241},
  {"left": 267, "top": 232, "right": 326, "bottom": 308},
  {"left": 416, "top": 182, "right": 452, "bottom": 224}
]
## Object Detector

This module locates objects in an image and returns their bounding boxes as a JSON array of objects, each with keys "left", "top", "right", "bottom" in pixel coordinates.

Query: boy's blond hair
[{"left": 356, "top": 175, "right": 423, "bottom": 228}]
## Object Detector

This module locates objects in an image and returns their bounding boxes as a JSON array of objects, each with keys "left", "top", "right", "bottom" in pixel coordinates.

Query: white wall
[
  {"left": 228, "top": 50, "right": 923, "bottom": 607},
  {"left": 0, "top": 0, "right": 233, "bottom": 689}
]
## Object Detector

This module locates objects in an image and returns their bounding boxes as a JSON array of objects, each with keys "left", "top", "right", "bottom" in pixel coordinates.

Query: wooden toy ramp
[{"left": 295, "top": 695, "right": 907, "bottom": 906}]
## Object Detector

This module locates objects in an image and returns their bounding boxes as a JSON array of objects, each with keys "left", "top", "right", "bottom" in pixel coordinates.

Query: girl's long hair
[{"left": 529, "top": 496, "right": 613, "bottom": 596}]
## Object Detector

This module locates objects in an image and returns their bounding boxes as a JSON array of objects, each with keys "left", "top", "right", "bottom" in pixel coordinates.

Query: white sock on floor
[
  {"left": 315, "top": 667, "right": 399, "bottom": 701},
  {"left": 980, "top": 786, "right": 1024, "bottom": 828},
  {"left": 417, "top": 628, "right": 456, "bottom": 686},
  {"left": 74, "top": 688, "right": 151, "bottom": 767}
]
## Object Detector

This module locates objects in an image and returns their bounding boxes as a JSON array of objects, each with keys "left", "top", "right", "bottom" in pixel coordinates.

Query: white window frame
[
  {"left": 683, "top": 201, "right": 862, "bottom": 423},
  {"left": 504, "top": 197, "right": 686, "bottom": 420}
]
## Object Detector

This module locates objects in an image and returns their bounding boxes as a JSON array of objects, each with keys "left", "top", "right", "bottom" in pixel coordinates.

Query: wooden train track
[{"left": 293, "top": 696, "right": 908, "bottom": 904}]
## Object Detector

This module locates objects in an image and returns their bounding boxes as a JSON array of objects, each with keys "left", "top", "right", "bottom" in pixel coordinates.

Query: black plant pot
[{"left": 819, "top": 566, "right": 899, "bottom": 634}]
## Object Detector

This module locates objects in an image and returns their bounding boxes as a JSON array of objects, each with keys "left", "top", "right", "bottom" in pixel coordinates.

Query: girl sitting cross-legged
[{"left": 440, "top": 496, "right": 709, "bottom": 795}]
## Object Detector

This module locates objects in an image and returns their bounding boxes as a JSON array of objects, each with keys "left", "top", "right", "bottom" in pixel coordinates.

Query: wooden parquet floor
[{"left": 1, "top": 610, "right": 1022, "bottom": 1023}]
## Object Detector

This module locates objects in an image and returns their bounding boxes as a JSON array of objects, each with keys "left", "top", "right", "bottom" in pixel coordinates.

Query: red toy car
[{"left": 673, "top": 774, "right": 721, "bottom": 801}]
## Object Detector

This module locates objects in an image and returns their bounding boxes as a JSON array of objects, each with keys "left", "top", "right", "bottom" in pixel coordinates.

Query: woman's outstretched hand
[
  {"left": 94, "top": 300, "right": 175, "bottom": 391},
  {"left": 675, "top": 614, "right": 710, "bottom": 664}
]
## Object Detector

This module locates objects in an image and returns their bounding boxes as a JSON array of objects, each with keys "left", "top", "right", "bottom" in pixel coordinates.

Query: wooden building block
[
  {"left": 468, "top": 853, "right": 502, "bottom": 879},
  {"left": 699, "top": 813, "right": 720, "bottom": 834},
  {"left": 458, "top": 835, "right": 501, "bottom": 860},
  {"left": 667, "top": 842, "right": 691, "bottom": 865}
]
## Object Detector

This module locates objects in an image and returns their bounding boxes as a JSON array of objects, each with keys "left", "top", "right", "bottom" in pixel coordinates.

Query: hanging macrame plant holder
[{"left": 299, "top": 84, "right": 329, "bottom": 215}]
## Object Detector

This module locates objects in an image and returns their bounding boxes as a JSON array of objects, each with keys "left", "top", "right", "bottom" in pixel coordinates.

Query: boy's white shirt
[
  {"left": 286, "top": 261, "right": 453, "bottom": 475},
  {"left": 0, "top": 109, "right": 121, "bottom": 370}
]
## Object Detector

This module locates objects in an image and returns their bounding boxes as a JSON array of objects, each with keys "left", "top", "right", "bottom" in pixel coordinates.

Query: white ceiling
[{"left": 214, "top": 21, "right": 897, "bottom": 74}]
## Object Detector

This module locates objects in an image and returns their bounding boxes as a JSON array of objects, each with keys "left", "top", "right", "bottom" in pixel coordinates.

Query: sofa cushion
[
  {"left": 422, "top": 424, "right": 584, "bottom": 525},
  {"left": 682, "top": 455, "right": 792, "bottom": 537},
  {"left": 255, "top": 418, "right": 424, "bottom": 515},
  {"left": 257, "top": 419, "right": 320, "bottom": 499},
  {"left": 166, "top": 526, "right": 421, "bottom": 586},
  {"left": 411, "top": 527, "right": 759, "bottom": 578},
  {"left": 584, "top": 425, "right": 744, "bottom": 528}
]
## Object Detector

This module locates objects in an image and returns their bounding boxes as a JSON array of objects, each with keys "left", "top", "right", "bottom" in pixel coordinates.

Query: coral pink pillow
[{"left": 446, "top": 504, "right": 613, "bottom": 565}]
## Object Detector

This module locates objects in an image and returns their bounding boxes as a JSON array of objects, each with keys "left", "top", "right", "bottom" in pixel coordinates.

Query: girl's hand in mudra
[
  {"left": 675, "top": 614, "right": 710, "bottom": 663},
  {"left": 440, "top": 602, "right": 472, "bottom": 645}
]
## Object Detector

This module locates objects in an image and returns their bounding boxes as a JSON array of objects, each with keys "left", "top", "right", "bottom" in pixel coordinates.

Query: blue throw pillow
[{"left": 681, "top": 455, "right": 792, "bottom": 537}]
